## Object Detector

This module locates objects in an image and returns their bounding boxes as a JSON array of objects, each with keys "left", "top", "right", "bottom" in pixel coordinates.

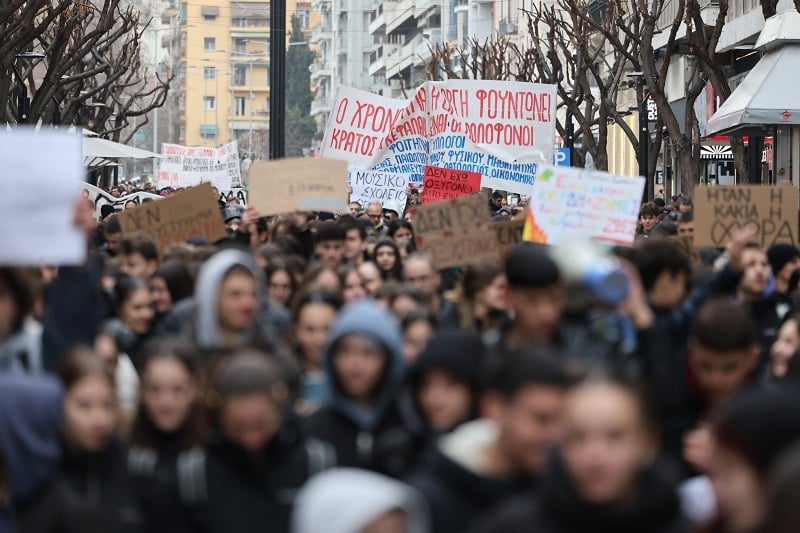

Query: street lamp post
[
  {"left": 269, "top": 0, "right": 286, "bottom": 159},
  {"left": 628, "top": 71, "right": 649, "bottom": 203}
]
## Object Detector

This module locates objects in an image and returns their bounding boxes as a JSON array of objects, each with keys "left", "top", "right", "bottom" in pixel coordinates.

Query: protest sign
[
  {"left": 0, "top": 129, "right": 86, "bottom": 265},
  {"left": 248, "top": 158, "right": 349, "bottom": 216},
  {"left": 158, "top": 141, "right": 241, "bottom": 191},
  {"left": 412, "top": 195, "right": 498, "bottom": 269},
  {"left": 422, "top": 165, "right": 482, "bottom": 204},
  {"left": 117, "top": 182, "right": 227, "bottom": 255},
  {"left": 82, "top": 183, "right": 162, "bottom": 219},
  {"left": 527, "top": 165, "right": 645, "bottom": 246},
  {"left": 694, "top": 186, "right": 798, "bottom": 248},
  {"left": 220, "top": 187, "right": 248, "bottom": 206},
  {"left": 320, "top": 80, "right": 556, "bottom": 194},
  {"left": 350, "top": 170, "right": 408, "bottom": 205},
  {"left": 493, "top": 218, "right": 526, "bottom": 257}
]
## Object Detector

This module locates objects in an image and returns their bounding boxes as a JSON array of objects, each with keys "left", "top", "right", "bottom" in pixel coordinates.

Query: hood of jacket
[
  {"left": 0, "top": 374, "right": 63, "bottom": 506},
  {"left": 323, "top": 299, "right": 405, "bottom": 431},
  {"left": 193, "top": 249, "right": 266, "bottom": 351},
  {"left": 292, "top": 468, "right": 428, "bottom": 533},
  {"left": 0, "top": 321, "right": 43, "bottom": 373}
]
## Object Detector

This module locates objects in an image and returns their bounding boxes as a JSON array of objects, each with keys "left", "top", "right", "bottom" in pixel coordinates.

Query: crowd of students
[{"left": 2, "top": 186, "right": 800, "bottom": 533}]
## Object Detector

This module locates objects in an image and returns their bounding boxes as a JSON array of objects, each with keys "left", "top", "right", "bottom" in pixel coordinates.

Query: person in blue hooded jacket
[{"left": 303, "top": 299, "right": 426, "bottom": 479}]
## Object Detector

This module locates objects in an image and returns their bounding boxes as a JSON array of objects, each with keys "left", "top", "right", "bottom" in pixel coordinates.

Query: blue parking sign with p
[{"left": 555, "top": 148, "right": 571, "bottom": 167}]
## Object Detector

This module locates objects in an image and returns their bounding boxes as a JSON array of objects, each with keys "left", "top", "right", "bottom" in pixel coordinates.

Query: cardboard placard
[
  {"left": 248, "top": 158, "right": 350, "bottom": 216},
  {"left": 493, "top": 218, "right": 526, "bottom": 257},
  {"left": 118, "top": 183, "right": 227, "bottom": 255},
  {"left": 422, "top": 166, "right": 482, "bottom": 204},
  {"left": 694, "top": 186, "right": 798, "bottom": 248},
  {"left": 349, "top": 170, "right": 408, "bottom": 205},
  {"left": 528, "top": 165, "right": 645, "bottom": 246},
  {"left": 413, "top": 195, "right": 498, "bottom": 269}
]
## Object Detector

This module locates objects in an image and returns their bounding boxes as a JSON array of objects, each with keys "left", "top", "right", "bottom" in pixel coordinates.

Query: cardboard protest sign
[
  {"left": 320, "top": 80, "right": 555, "bottom": 194},
  {"left": 118, "top": 183, "right": 227, "bottom": 255},
  {"left": 694, "top": 186, "right": 798, "bottom": 248},
  {"left": 528, "top": 165, "right": 645, "bottom": 246},
  {"left": 158, "top": 141, "right": 241, "bottom": 191},
  {"left": 248, "top": 158, "right": 349, "bottom": 216},
  {"left": 82, "top": 183, "right": 162, "bottom": 219},
  {"left": 0, "top": 129, "right": 86, "bottom": 265},
  {"left": 422, "top": 166, "right": 482, "bottom": 204},
  {"left": 349, "top": 170, "right": 408, "bottom": 205},
  {"left": 493, "top": 218, "right": 526, "bottom": 257},
  {"left": 412, "top": 195, "right": 498, "bottom": 269}
]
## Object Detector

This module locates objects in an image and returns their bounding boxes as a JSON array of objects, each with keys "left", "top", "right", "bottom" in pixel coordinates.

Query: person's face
[
  {"left": 491, "top": 195, "right": 503, "bottom": 207},
  {"left": 64, "top": 376, "right": 117, "bottom": 452},
  {"left": 740, "top": 248, "right": 771, "bottom": 297},
  {"left": 105, "top": 231, "right": 122, "bottom": 255},
  {"left": 149, "top": 276, "right": 172, "bottom": 314},
  {"left": 777, "top": 257, "right": 800, "bottom": 285},
  {"left": 366, "top": 205, "right": 383, "bottom": 227},
  {"left": 679, "top": 203, "right": 693, "bottom": 214},
  {"left": 349, "top": 202, "right": 360, "bottom": 216},
  {"left": 342, "top": 270, "right": 367, "bottom": 304},
  {"left": 220, "top": 394, "right": 281, "bottom": 452},
  {"left": 709, "top": 445, "right": 765, "bottom": 533},
  {"left": 383, "top": 210, "right": 399, "bottom": 222},
  {"left": 403, "top": 211, "right": 413, "bottom": 224},
  {"left": 217, "top": 272, "right": 259, "bottom": 333},
  {"left": 333, "top": 335, "right": 387, "bottom": 403},
  {"left": 361, "top": 510, "right": 407, "bottom": 533},
  {"left": 418, "top": 369, "right": 473, "bottom": 432},
  {"left": 294, "top": 303, "right": 337, "bottom": 367},
  {"left": 478, "top": 275, "right": 508, "bottom": 311},
  {"left": 508, "top": 285, "right": 566, "bottom": 342},
  {"left": 649, "top": 270, "right": 687, "bottom": 309},
  {"left": 142, "top": 358, "right": 196, "bottom": 433},
  {"left": 490, "top": 385, "right": 565, "bottom": 476},
  {"left": 0, "top": 279, "right": 18, "bottom": 340},
  {"left": 640, "top": 214, "right": 658, "bottom": 232},
  {"left": 403, "top": 320, "right": 434, "bottom": 362},
  {"left": 562, "top": 384, "right": 655, "bottom": 504},
  {"left": 375, "top": 246, "right": 397, "bottom": 272},
  {"left": 392, "top": 227, "right": 414, "bottom": 248},
  {"left": 124, "top": 201, "right": 137, "bottom": 210},
  {"left": 344, "top": 229, "right": 367, "bottom": 262},
  {"left": 404, "top": 260, "right": 439, "bottom": 299},
  {"left": 770, "top": 319, "right": 800, "bottom": 378},
  {"left": 358, "top": 263, "right": 382, "bottom": 296},
  {"left": 111, "top": 187, "right": 121, "bottom": 198},
  {"left": 119, "top": 252, "right": 157, "bottom": 280},
  {"left": 267, "top": 270, "right": 293, "bottom": 306},
  {"left": 391, "top": 295, "right": 418, "bottom": 320},
  {"left": 313, "top": 269, "right": 342, "bottom": 293},
  {"left": 677, "top": 221, "right": 695, "bottom": 237},
  {"left": 121, "top": 287, "right": 154, "bottom": 335},
  {"left": 689, "top": 342, "right": 756, "bottom": 408},
  {"left": 315, "top": 240, "right": 345, "bottom": 268}
]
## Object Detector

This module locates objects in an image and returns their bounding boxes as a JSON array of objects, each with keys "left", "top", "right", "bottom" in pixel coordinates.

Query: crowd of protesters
[{"left": 3, "top": 181, "right": 800, "bottom": 533}]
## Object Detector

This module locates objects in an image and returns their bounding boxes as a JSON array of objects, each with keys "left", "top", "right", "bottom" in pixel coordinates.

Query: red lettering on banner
[
  {"left": 475, "top": 90, "right": 552, "bottom": 122},
  {"left": 350, "top": 101, "right": 403, "bottom": 133}
]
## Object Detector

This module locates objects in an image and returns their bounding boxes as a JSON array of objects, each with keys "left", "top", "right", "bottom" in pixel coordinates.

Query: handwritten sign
[
  {"left": 528, "top": 165, "right": 645, "bottom": 246},
  {"left": 81, "top": 183, "right": 162, "bottom": 219},
  {"left": 422, "top": 166, "right": 482, "bottom": 204},
  {"left": 320, "top": 80, "right": 556, "bottom": 194},
  {"left": 118, "top": 183, "right": 227, "bottom": 255},
  {"left": 412, "top": 195, "right": 498, "bottom": 269},
  {"left": 694, "top": 186, "right": 798, "bottom": 248},
  {"left": 248, "top": 158, "right": 349, "bottom": 216},
  {"left": 350, "top": 170, "right": 408, "bottom": 205},
  {"left": 0, "top": 129, "right": 86, "bottom": 265},
  {"left": 158, "top": 141, "right": 241, "bottom": 191},
  {"left": 493, "top": 218, "right": 526, "bottom": 257}
]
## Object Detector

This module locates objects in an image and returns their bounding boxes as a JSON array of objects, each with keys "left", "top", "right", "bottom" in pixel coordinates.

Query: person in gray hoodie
[
  {"left": 292, "top": 468, "right": 429, "bottom": 533},
  {"left": 303, "top": 299, "right": 425, "bottom": 478}
]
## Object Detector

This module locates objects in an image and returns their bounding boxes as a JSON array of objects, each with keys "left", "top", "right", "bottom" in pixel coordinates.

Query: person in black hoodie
[
  {"left": 304, "top": 299, "right": 424, "bottom": 478},
  {"left": 127, "top": 339, "right": 207, "bottom": 533},
  {"left": 474, "top": 372, "right": 688, "bottom": 533},
  {"left": 57, "top": 348, "right": 143, "bottom": 533},
  {"left": 0, "top": 373, "right": 107, "bottom": 533},
  {"left": 178, "top": 351, "right": 332, "bottom": 533}
]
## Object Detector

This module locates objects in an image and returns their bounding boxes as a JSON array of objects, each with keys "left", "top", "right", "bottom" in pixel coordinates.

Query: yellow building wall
[{"left": 607, "top": 114, "right": 639, "bottom": 178}]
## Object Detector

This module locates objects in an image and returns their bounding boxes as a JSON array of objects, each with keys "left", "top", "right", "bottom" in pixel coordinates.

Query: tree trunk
[
  {"left": 730, "top": 137, "right": 748, "bottom": 184},
  {"left": 676, "top": 142, "right": 698, "bottom": 193}
]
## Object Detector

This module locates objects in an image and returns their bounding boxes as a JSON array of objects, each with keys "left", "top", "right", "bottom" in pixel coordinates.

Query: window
[
  {"left": 200, "top": 124, "right": 218, "bottom": 139},
  {"left": 298, "top": 9, "right": 310, "bottom": 28},
  {"left": 234, "top": 66, "right": 247, "bottom": 86},
  {"left": 234, "top": 38, "right": 247, "bottom": 54},
  {"left": 204, "top": 37, "right": 216, "bottom": 50},
  {"left": 234, "top": 97, "right": 246, "bottom": 116},
  {"left": 203, "top": 96, "right": 216, "bottom": 110},
  {"left": 203, "top": 67, "right": 216, "bottom": 80},
  {"left": 202, "top": 5, "right": 219, "bottom": 20}
]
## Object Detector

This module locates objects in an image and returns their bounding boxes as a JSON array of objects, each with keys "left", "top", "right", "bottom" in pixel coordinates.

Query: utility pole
[
  {"left": 249, "top": 56, "right": 254, "bottom": 157},
  {"left": 269, "top": 0, "right": 286, "bottom": 159}
]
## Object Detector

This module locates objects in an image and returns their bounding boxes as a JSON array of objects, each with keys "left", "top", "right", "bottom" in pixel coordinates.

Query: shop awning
[
  {"left": 700, "top": 145, "right": 733, "bottom": 159},
  {"left": 707, "top": 10, "right": 800, "bottom": 136},
  {"left": 83, "top": 137, "right": 161, "bottom": 159}
]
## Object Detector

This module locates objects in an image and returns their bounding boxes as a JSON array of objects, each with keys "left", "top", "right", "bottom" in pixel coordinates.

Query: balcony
[
  {"left": 311, "top": 0, "right": 331, "bottom": 11},
  {"left": 414, "top": 0, "right": 439, "bottom": 18},
  {"left": 369, "top": 5, "right": 385, "bottom": 35},
  {"left": 386, "top": 0, "right": 415, "bottom": 35},
  {"left": 309, "top": 61, "right": 333, "bottom": 80},
  {"left": 498, "top": 17, "right": 519, "bottom": 37},
  {"left": 311, "top": 97, "right": 332, "bottom": 117},
  {"left": 415, "top": 29, "right": 441, "bottom": 62}
]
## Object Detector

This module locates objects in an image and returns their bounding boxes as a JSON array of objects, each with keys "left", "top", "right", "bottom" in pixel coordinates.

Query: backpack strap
[
  {"left": 305, "top": 437, "right": 336, "bottom": 477},
  {"left": 177, "top": 446, "right": 208, "bottom": 506}
]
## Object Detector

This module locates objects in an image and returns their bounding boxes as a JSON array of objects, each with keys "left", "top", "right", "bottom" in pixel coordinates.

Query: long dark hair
[
  {"left": 387, "top": 219, "right": 416, "bottom": 251},
  {"left": 113, "top": 275, "right": 149, "bottom": 316},
  {"left": 128, "top": 338, "right": 207, "bottom": 451},
  {"left": 373, "top": 239, "right": 403, "bottom": 281},
  {"left": 153, "top": 261, "right": 194, "bottom": 306},
  {"left": 451, "top": 261, "right": 504, "bottom": 331}
]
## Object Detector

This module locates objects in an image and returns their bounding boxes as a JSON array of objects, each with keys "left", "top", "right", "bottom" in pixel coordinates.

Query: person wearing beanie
[
  {"left": 767, "top": 243, "right": 800, "bottom": 297},
  {"left": 409, "top": 330, "right": 486, "bottom": 433}
]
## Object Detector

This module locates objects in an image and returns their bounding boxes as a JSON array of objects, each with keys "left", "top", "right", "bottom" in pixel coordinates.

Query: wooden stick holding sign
[{"left": 117, "top": 182, "right": 227, "bottom": 256}]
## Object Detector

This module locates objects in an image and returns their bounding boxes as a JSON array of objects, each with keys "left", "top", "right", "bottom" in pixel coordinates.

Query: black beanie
[
  {"left": 411, "top": 330, "right": 486, "bottom": 392},
  {"left": 767, "top": 244, "right": 800, "bottom": 276},
  {"left": 505, "top": 242, "right": 560, "bottom": 288},
  {"left": 715, "top": 387, "right": 800, "bottom": 474}
]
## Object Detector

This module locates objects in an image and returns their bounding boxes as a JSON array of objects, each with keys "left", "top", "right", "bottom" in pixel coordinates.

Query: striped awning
[{"left": 700, "top": 145, "right": 733, "bottom": 159}]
